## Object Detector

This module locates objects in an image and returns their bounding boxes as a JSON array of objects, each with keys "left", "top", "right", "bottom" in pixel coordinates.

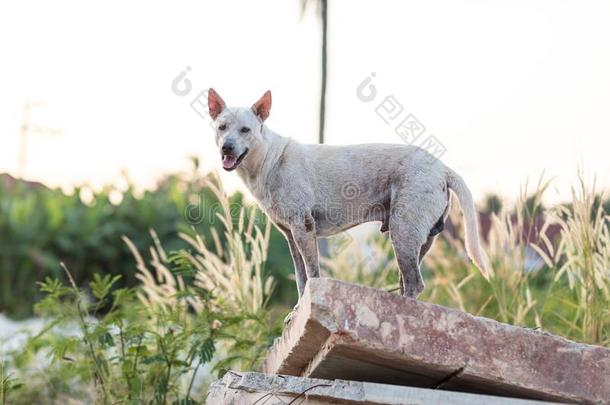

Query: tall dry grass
[
  {"left": 125, "top": 173, "right": 280, "bottom": 372},
  {"left": 125, "top": 174, "right": 274, "bottom": 315},
  {"left": 534, "top": 175, "right": 610, "bottom": 344},
  {"left": 326, "top": 174, "right": 609, "bottom": 346},
  {"left": 180, "top": 176, "right": 274, "bottom": 315},
  {"left": 322, "top": 232, "right": 399, "bottom": 291}
]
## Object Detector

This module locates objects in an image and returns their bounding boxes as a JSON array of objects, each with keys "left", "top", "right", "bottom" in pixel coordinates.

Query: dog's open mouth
[{"left": 222, "top": 148, "right": 249, "bottom": 171}]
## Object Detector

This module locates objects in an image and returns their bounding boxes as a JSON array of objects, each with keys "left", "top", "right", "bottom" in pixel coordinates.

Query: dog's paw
[{"left": 402, "top": 286, "right": 424, "bottom": 300}]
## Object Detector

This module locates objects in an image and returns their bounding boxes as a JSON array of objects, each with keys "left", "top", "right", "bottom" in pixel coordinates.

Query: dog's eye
[
  {"left": 240, "top": 127, "right": 250, "bottom": 134},
  {"left": 218, "top": 124, "right": 227, "bottom": 131}
]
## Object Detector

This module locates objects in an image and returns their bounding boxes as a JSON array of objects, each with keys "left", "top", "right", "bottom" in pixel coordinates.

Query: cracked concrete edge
[
  {"left": 261, "top": 283, "right": 335, "bottom": 376},
  {"left": 206, "top": 371, "right": 564, "bottom": 405},
  {"left": 264, "top": 278, "right": 610, "bottom": 404},
  {"left": 305, "top": 279, "right": 610, "bottom": 404}
]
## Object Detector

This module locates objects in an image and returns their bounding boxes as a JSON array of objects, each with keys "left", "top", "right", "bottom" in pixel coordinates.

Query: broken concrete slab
[
  {"left": 207, "top": 371, "right": 560, "bottom": 405},
  {"left": 262, "top": 278, "right": 610, "bottom": 405}
]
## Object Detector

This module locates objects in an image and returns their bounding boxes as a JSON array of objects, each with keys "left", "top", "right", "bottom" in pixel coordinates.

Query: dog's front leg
[
  {"left": 283, "top": 221, "right": 318, "bottom": 325},
  {"left": 284, "top": 231, "right": 308, "bottom": 297},
  {"left": 283, "top": 231, "right": 308, "bottom": 325},
  {"left": 291, "top": 216, "right": 320, "bottom": 280}
]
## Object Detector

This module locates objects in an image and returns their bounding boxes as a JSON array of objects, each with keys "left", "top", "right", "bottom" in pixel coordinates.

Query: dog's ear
[
  {"left": 208, "top": 88, "right": 226, "bottom": 120},
  {"left": 251, "top": 90, "right": 272, "bottom": 121}
]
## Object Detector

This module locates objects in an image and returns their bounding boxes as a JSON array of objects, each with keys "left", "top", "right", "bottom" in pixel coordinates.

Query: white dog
[{"left": 207, "top": 89, "right": 491, "bottom": 299}]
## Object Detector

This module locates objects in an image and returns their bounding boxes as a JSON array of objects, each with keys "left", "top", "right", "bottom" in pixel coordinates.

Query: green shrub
[{"left": 4, "top": 177, "right": 284, "bottom": 403}]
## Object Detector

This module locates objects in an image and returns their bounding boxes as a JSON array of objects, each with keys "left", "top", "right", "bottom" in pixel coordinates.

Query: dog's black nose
[{"left": 221, "top": 144, "right": 234, "bottom": 155}]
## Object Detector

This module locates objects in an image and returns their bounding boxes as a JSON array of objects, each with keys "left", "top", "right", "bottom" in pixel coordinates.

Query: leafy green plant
[
  {"left": 4, "top": 174, "right": 284, "bottom": 404},
  {"left": 17, "top": 268, "right": 221, "bottom": 404},
  {"left": 0, "top": 361, "right": 22, "bottom": 405}
]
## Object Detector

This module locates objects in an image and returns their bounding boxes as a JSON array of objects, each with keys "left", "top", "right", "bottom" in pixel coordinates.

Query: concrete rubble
[
  {"left": 261, "top": 278, "right": 610, "bottom": 405},
  {"left": 207, "top": 371, "right": 562, "bottom": 405}
]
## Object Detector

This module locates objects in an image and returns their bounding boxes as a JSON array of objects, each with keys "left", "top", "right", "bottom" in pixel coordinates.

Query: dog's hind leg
[
  {"left": 419, "top": 192, "right": 451, "bottom": 264},
  {"left": 418, "top": 213, "right": 446, "bottom": 263},
  {"left": 389, "top": 200, "right": 435, "bottom": 298},
  {"left": 391, "top": 226, "right": 427, "bottom": 298},
  {"left": 419, "top": 235, "right": 435, "bottom": 265}
]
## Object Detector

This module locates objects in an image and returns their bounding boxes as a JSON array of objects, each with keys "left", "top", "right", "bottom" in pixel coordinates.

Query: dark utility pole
[{"left": 318, "top": 0, "right": 328, "bottom": 144}]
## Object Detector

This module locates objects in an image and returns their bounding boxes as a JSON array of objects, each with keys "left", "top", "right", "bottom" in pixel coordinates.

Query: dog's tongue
[{"left": 222, "top": 155, "right": 237, "bottom": 169}]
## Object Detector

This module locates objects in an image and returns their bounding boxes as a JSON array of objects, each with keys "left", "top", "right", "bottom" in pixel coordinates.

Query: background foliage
[
  {"left": 0, "top": 162, "right": 294, "bottom": 319},
  {"left": 2, "top": 175, "right": 283, "bottom": 404},
  {"left": 1, "top": 168, "right": 609, "bottom": 403}
]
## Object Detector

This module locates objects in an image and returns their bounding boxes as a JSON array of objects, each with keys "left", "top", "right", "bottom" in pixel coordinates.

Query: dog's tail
[{"left": 446, "top": 168, "right": 492, "bottom": 280}]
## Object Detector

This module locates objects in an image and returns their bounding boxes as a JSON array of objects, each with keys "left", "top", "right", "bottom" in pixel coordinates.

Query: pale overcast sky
[{"left": 1, "top": 0, "right": 609, "bottom": 204}]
